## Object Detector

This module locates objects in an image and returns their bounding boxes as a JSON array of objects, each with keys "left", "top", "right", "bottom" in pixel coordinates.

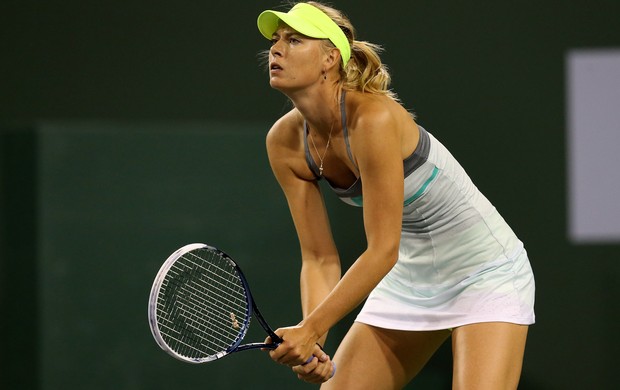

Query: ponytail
[
  {"left": 343, "top": 40, "right": 397, "bottom": 100},
  {"left": 308, "top": 2, "right": 398, "bottom": 101}
]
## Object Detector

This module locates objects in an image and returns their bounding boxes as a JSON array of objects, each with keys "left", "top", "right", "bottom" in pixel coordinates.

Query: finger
[
  {"left": 312, "top": 343, "right": 328, "bottom": 362},
  {"left": 292, "top": 358, "right": 317, "bottom": 375},
  {"left": 267, "top": 329, "right": 288, "bottom": 362},
  {"left": 268, "top": 341, "right": 287, "bottom": 362},
  {"left": 268, "top": 346, "right": 284, "bottom": 362},
  {"left": 316, "top": 360, "right": 335, "bottom": 383},
  {"left": 261, "top": 335, "right": 272, "bottom": 351},
  {"left": 314, "top": 357, "right": 335, "bottom": 381},
  {"left": 301, "top": 356, "right": 315, "bottom": 366},
  {"left": 295, "top": 358, "right": 332, "bottom": 384},
  {"left": 312, "top": 344, "right": 335, "bottom": 378},
  {"left": 269, "top": 346, "right": 307, "bottom": 366},
  {"left": 281, "top": 347, "right": 313, "bottom": 366}
]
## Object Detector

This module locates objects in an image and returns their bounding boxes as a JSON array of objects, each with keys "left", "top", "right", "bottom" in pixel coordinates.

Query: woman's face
[{"left": 268, "top": 24, "right": 326, "bottom": 92}]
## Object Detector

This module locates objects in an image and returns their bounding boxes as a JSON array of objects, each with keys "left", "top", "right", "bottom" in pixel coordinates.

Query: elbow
[
  {"left": 367, "top": 242, "right": 400, "bottom": 270},
  {"left": 386, "top": 248, "right": 399, "bottom": 268},
  {"left": 301, "top": 253, "right": 342, "bottom": 272}
]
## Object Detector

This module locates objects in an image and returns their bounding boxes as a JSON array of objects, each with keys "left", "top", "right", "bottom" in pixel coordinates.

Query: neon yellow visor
[{"left": 257, "top": 3, "right": 351, "bottom": 67}]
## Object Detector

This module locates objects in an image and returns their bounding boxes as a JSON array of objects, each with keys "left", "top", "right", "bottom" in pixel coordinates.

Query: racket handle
[{"left": 269, "top": 333, "right": 284, "bottom": 345}]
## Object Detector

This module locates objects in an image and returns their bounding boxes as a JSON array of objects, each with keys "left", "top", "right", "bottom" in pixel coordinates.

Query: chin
[
  {"left": 269, "top": 79, "right": 288, "bottom": 92},
  {"left": 269, "top": 79, "right": 308, "bottom": 97}
]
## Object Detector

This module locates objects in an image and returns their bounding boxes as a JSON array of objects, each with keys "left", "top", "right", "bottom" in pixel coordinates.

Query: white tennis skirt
[{"left": 355, "top": 212, "right": 536, "bottom": 331}]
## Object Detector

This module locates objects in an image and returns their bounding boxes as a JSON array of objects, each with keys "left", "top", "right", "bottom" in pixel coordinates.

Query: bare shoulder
[
  {"left": 265, "top": 108, "right": 315, "bottom": 182},
  {"left": 345, "top": 91, "right": 419, "bottom": 159},
  {"left": 347, "top": 92, "right": 407, "bottom": 132},
  {"left": 266, "top": 108, "right": 304, "bottom": 153}
]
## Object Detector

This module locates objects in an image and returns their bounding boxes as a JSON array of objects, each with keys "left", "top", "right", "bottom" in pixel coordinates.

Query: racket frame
[{"left": 148, "top": 243, "right": 282, "bottom": 363}]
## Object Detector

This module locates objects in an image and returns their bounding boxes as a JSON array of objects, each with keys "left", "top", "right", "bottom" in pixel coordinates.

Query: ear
[{"left": 323, "top": 47, "right": 342, "bottom": 72}]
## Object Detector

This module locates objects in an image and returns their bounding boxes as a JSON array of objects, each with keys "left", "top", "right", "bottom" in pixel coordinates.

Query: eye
[{"left": 289, "top": 37, "right": 301, "bottom": 44}]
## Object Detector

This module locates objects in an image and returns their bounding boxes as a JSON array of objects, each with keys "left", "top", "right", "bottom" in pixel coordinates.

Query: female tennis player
[{"left": 257, "top": 2, "right": 535, "bottom": 388}]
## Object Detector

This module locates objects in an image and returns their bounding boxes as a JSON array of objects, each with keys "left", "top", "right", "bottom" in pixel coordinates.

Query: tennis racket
[{"left": 148, "top": 243, "right": 283, "bottom": 363}]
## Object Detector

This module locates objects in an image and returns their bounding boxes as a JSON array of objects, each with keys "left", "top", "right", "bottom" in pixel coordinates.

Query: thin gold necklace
[{"left": 309, "top": 122, "right": 334, "bottom": 176}]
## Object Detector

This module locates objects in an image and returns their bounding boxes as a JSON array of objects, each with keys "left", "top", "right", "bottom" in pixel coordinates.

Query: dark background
[{"left": 1, "top": 1, "right": 618, "bottom": 389}]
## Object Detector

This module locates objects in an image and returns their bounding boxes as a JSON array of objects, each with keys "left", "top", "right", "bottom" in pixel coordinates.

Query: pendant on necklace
[{"left": 309, "top": 123, "right": 333, "bottom": 178}]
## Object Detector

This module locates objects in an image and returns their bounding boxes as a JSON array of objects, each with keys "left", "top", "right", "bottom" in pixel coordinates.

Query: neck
[{"left": 286, "top": 85, "right": 342, "bottom": 135}]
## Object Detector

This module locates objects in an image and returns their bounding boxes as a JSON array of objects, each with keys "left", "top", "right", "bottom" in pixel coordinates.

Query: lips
[{"left": 270, "top": 62, "right": 283, "bottom": 72}]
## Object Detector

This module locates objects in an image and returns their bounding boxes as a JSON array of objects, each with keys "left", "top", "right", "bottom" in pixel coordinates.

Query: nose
[{"left": 270, "top": 40, "right": 283, "bottom": 58}]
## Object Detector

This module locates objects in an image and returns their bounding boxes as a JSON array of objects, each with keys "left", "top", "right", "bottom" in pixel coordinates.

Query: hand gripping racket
[{"left": 148, "top": 243, "right": 283, "bottom": 363}]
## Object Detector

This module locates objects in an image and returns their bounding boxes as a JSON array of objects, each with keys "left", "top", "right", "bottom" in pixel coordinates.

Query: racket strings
[{"left": 156, "top": 248, "right": 250, "bottom": 359}]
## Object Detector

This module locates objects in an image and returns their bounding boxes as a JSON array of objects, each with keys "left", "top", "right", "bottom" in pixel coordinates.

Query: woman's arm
[
  {"left": 269, "top": 102, "right": 407, "bottom": 366},
  {"left": 266, "top": 111, "right": 342, "bottom": 347}
]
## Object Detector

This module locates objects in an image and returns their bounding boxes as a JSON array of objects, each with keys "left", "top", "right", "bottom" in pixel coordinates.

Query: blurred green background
[{"left": 1, "top": 1, "right": 619, "bottom": 389}]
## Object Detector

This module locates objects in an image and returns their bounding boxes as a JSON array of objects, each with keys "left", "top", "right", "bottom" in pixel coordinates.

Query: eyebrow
[{"left": 271, "top": 26, "right": 308, "bottom": 40}]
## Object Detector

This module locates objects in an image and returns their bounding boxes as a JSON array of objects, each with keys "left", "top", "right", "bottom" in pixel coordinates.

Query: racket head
[{"left": 148, "top": 243, "right": 252, "bottom": 363}]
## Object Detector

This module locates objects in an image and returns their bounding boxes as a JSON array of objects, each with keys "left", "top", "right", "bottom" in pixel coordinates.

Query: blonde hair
[{"left": 307, "top": 1, "right": 398, "bottom": 101}]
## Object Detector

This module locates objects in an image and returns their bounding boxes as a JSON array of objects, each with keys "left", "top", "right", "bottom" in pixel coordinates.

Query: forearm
[
  {"left": 300, "top": 256, "right": 341, "bottom": 345},
  {"left": 301, "top": 248, "right": 398, "bottom": 340}
]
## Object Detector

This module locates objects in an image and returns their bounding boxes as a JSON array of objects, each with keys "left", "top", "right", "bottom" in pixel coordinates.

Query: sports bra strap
[{"left": 340, "top": 90, "right": 359, "bottom": 174}]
